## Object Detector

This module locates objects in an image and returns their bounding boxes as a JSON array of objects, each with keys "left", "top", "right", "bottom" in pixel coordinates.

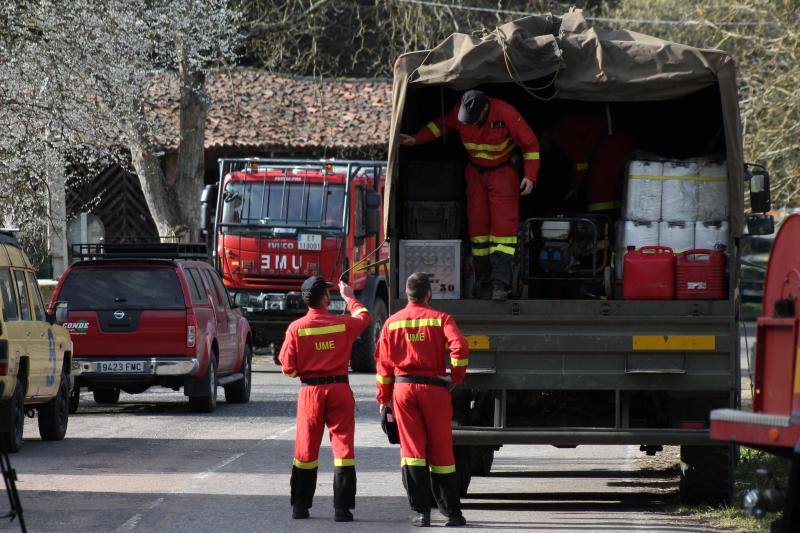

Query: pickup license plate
[
  {"left": 95, "top": 361, "right": 146, "bottom": 373},
  {"left": 298, "top": 234, "right": 321, "bottom": 251}
]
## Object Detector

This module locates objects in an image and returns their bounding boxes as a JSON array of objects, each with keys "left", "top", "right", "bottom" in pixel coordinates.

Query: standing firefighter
[
  {"left": 400, "top": 90, "right": 541, "bottom": 300},
  {"left": 375, "top": 273, "right": 469, "bottom": 527},
  {"left": 279, "top": 276, "right": 371, "bottom": 522}
]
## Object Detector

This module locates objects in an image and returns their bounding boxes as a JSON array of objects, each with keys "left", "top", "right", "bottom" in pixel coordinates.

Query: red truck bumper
[{"left": 710, "top": 408, "right": 800, "bottom": 450}]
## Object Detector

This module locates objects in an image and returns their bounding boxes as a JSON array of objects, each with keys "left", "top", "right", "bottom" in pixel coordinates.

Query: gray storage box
[{"left": 399, "top": 240, "right": 461, "bottom": 299}]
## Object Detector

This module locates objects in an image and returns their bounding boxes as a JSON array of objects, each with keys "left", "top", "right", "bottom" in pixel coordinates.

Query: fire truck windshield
[{"left": 221, "top": 181, "right": 345, "bottom": 229}]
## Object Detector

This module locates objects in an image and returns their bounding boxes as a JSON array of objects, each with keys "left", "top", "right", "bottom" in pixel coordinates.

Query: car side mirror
[
  {"left": 745, "top": 165, "right": 771, "bottom": 214},
  {"left": 365, "top": 189, "right": 381, "bottom": 236},
  {"left": 48, "top": 301, "right": 68, "bottom": 325},
  {"left": 747, "top": 214, "right": 775, "bottom": 236}
]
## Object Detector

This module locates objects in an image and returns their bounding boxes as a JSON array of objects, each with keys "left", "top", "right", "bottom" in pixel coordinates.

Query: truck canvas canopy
[{"left": 387, "top": 10, "right": 745, "bottom": 235}]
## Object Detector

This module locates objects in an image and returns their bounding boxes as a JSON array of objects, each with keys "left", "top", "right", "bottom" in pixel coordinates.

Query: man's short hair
[
  {"left": 406, "top": 272, "right": 432, "bottom": 302},
  {"left": 301, "top": 275, "right": 333, "bottom": 308}
]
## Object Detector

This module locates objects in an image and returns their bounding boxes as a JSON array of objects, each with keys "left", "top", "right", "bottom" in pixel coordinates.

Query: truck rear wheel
[
  {"left": 38, "top": 371, "right": 69, "bottom": 441},
  {"left": 470, "top": 446, "right": 495, "bottom": 477},
  {"left": 679, "top": 444, "right": 734, "bottom": 505},
  {"left": 454, "top": 445, "right": 472, "bottom": 497},
  {"left": 224, "top": 345, "right": 252, "bottom": 404},
  {"left": 350, "top": 298, "right": 387, "bottom": 373},
  {"left": 0, "top": 377, "right": 25, "bottom": 453},
  {"left": 189, "top": 356, "right": 218, "bottom": 413}
]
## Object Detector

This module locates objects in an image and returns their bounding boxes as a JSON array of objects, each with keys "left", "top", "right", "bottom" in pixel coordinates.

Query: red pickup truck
[{"left": 49, "top": 244, "right": 252, "bottom": 413}]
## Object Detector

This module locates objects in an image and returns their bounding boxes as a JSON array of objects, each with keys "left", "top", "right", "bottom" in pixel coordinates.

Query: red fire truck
[
  {"left": 710, "top": 213, "right": 800, "bottom": 532},
  {"left": 200, "top": 159, "right": 388, "bottom": 372}
]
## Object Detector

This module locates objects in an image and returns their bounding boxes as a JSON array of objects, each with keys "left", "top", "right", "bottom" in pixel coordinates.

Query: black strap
[
  {"left": 300, "top": 375, "right": 349, "bottom": 386},
  {"left": 395, "top": 375, "right": 447, "bottom": 388}
]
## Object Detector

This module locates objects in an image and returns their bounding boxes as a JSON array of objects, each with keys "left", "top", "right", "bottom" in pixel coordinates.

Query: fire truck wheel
[
  {"left": 350, "top": 298, "right": 387, "bottom": 373},
  {"left": 679, "top": 444, "right": 734, "bottom": 505}
]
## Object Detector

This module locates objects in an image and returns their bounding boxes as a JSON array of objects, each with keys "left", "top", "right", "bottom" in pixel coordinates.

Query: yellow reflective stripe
[
  {"left": 576, "top": 162, "right": 589, "bottom": 171},
  {"left": 284, "top": 370, "right": 297, "bottom": 378},
  {"left": 429, "top": 464, "right": 456, "bottom": 474},
  {"left": 490, "top": 235, "right": 517, "bottom": 244},
  {"left": 334, "top": 458, "right": 355, "bottom": 467},
  {"left": 293, "top": 458, "right": 319, "bottom": 469},
  {"left": 298, "top": 323, "right": 346, "bottom": 336},
  {"left": 468, "top": 144, "right": 515, "bottom": 161},
  {"left": 450, "top": 357, "right": 469, "bottom": 367},
  {"left": 426, "top": 121, "right": 441, "bottom": 138},
  {"left": 522, "top": 151, "right": 540, "bottom": 160},
  {"left": 472, "top": 247, "right": 491, "bottom": 256},
  {"left": 490, "top": 244, "right": 516, "bottom": 255},
  {"left": 401, "top": 457, "right": 427, "bottom": 467},
  {"left": 463, "top": 137, "right": 512, "bottom": 152},
  {"left": 588, "top": 201, "right": 621, "bottom": 211},
  {"left": 376, "top": 374, "right": 394, "bottom": 385},
  {"left": 388, "top": 318, "right": 442, "bottom": 330},
  {"left": 628, "top": 175, "right": 727, "bottom": 182},
  {"left": 632, "top": 335, "right": 716, "bottom": 351},
  {"left": 470, "top": 235, "right": 490, "bottom": 244},
  {"left": 351, "top": 307, "right": 369, "bottom": 317}
]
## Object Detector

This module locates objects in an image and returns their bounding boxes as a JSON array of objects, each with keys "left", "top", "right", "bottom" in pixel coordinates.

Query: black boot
[
  {"left": 402, "top": 464, "right": 434, "bottom": 516},
  {"left": 446, "top": 512, "right": 467, "bottom": 527},
  {"left": 431, "top": 471, "right": 463, "bottom": 525},
  {"left": 412, "top": 512, "right": 431, "bottom": 527},
  {"left": 334, "top": 508, "right": 353, "bottom": 522},
  {"left": 490, "top": 249, "right": 514, "bottom": 300},
  {"left": 333, "top": 465, "right": 356, "bottom": 515},
  {"left": 473, "top": 255, "right": 491, "bottom": 299},
  {"left": 290, "top": 465, "right": 318, "bottom": 515}
]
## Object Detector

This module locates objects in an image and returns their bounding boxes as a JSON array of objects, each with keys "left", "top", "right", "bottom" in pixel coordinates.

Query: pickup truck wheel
[
  {"left": 93, "top": 388, "right": 120, "bottom": 405},
  {"left": 0, "top": 377, "right": 25, "bottom": 453},
  {"left": 679, "top": 444, "right": 734, "bottom": 505},
  {"left": 69, "top": 384, "right": 80, "bottom": 414},
  {"left": 224, "top": 345, "right": 252, "bottom": 404},
  {"left": 38, "top": 371, "right": 69, "bottom": 441},
  {"left": 454, "top": 445, "right": 472, "bottom": 497},
  {"left": 350, "top": 298, "right": 387, "bottom": 373},
  {"left": 189, "top": 356, "right": 217, "bottom": 413}
]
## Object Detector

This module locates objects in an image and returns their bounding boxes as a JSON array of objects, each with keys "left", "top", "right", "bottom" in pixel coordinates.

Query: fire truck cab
[{"left": 201, "top": 159, "right": 388, "bottom": 372}]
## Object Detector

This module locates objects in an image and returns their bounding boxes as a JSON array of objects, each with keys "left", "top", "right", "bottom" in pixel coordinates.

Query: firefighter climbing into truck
[{"left": 200, "top": 159, "right": 388, "bottom": 372}]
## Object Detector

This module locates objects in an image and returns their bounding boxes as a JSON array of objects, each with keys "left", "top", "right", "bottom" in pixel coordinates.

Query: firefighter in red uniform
[
  {"left": 279, "top": 276, "right": 371, "bottom": 522},
  {"left": 400, "top": 90, "right": 541, "bottom": 301},
  {"left": 375, "top": 272, "right": 469, "bottom": 527}
]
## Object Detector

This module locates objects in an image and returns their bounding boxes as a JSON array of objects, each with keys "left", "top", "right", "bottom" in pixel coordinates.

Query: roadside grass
[{"left": 676, "top": 447, "right": 790, "bottom": 532}]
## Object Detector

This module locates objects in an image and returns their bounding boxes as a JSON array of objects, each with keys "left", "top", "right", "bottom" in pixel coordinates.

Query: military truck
[{"left": 386, "top": 12, "right": 774, "bottom": 504}]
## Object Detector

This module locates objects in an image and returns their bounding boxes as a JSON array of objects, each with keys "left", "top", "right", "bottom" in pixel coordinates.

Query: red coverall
[
  {"left": 553, "top": 111, "right": 606, "bottom": 200},
  {"left": 374, "top": 301, "right": 469, "bottom": 518},
  {"left": 279, "top": 296, "right": 370, "bottom": 512},
  {"left": 412, "top": 97, "right": 541, "bottom": 291}
]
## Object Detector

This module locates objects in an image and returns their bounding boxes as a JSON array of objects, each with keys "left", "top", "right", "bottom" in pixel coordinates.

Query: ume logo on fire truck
[{"left": 262, "top": 253, "right": 303, "bottom": 272}]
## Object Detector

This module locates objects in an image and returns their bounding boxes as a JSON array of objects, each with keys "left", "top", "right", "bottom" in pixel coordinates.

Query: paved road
[{"left": 0, "top": 368, "right": 715, "bottom": 532}]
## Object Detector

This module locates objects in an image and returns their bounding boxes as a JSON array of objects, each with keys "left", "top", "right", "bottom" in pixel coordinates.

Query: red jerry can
[
  {"left": 623, "top": 246, "right": 676, "bottom": 300},
  {"left": 675, "top": 249, "right": 727, "bottom": 300}
]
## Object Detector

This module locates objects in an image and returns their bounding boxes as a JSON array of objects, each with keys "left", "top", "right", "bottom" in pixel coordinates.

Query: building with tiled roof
[{"left": 148, "top": 68, "right": 392, "bottom": 156}]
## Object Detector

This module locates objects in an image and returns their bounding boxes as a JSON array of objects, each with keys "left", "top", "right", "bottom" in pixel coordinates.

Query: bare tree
[{"left": 1, "top": 1, "right": 242, "bottom": 242}]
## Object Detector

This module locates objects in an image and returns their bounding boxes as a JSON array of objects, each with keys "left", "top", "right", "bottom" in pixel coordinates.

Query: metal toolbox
[{"left": 398, "top": 240, "right": 461, "bottom": 299}]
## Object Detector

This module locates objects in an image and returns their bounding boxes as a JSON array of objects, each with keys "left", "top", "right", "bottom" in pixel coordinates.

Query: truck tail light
[
  {"left": 187, "top": 311, "right": 197, "bottom": 349},
  {"left": 0, "top": 340, "right": 8, "bottom": 375}
]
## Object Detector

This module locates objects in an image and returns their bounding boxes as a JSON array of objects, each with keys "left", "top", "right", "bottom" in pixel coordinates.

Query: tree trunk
[{"left": 174, "top": 61, "right": 207, "bottom": 243}]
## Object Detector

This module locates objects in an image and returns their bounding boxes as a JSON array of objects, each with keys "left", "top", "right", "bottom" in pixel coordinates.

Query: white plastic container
[
  {"left": 659, "top": 221, "right": 695, "bottom": 253},
  {"left": 541, "top": 220, "right": 571, "bottom": 240},
  {"left": 662, "top": 160, "right": 700, "bottom": 222},
  {"left": 695, "top": 220, "right": 729, "bottom": 251},
  {"left": 399, "top": 240, "right": 461, "bottom": 299},
  {"left": 619, "top": 220, "right": 659, "bottom": 280},
  {"left": 696, "top": 159, "right": 729, "bottom": 221},
  {"left": 625, "top": 160, "right": 663, "bottom": 221}
]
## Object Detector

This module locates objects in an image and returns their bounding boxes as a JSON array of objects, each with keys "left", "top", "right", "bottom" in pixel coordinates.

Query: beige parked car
[{"left": 0, "top": 231, "right": 72, "bottom": 452}]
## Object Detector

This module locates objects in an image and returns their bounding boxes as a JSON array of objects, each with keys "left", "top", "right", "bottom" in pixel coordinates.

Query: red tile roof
[{"left": 146, "top": 68, "right": 392, "bottom": 152}]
